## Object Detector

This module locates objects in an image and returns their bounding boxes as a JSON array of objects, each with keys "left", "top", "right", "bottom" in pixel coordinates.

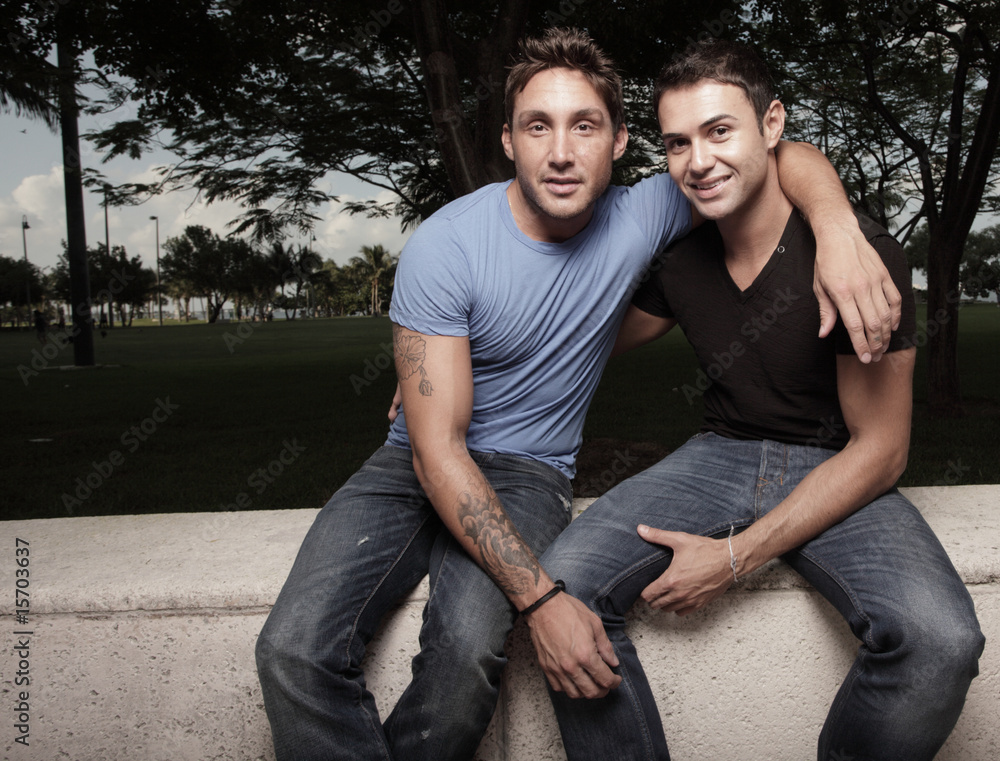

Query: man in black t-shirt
[{"left": 540, "top": 40, "right": 983, "bottom": 761}]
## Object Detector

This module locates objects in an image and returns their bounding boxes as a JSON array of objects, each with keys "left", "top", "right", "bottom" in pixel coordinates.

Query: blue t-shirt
[{"left": 387, "top": 175, "right": 690, "bottom": 477}]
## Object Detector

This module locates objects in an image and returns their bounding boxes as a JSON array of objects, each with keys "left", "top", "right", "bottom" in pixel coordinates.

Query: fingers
[
  {"left": 812, "top": 233, "right": 901, "bottom": 363},
  {"left": 529, "top": 595, "right": 622, "bottom": 699},
  {"left": 883, "top": 273, "right": 903, "bottom": 331},
  {"left": 841, "top": 299, "right": 874, "bottom": 365},
  {"left": 544, "top": 642, "right": 621, "bottom": 699},
  {"left": 593, "top": 621, "right": 621, "bottom": 671},
  {"left": 636, "top": 524, "right": 681, "bottom": 548},
  {"left": 816, "top": 288, "right": 838, "bottom": 340},
  {"left": 388, "top": 383, "right": 403, "bottom": 422}
]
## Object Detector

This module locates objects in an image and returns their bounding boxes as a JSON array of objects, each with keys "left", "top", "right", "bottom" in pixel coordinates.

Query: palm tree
[
  {"left": 0, "top": 35, "right": 58, "bottom": 126},
  {"left": 350, "top": 244, "right": 398, "bottom": 316}
]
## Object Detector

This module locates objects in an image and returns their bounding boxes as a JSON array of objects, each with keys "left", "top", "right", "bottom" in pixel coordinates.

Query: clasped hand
[
  {"left": 525, "top": 591, "right": 622, "bottom": 699},
  {"left": 637, "top": 525, "right": 735, "bottom": 616}
]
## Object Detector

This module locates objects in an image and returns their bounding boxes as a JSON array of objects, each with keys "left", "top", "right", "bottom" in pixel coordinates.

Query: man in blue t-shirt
[
  {"left": 540, "top": 39, "right": 983, "bottom": 761},
  {"left": 256, "top": 29, "right": 902, "bottom": 761}
]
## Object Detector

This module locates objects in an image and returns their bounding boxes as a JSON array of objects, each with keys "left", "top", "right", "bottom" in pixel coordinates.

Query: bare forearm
[
  {"left": 413, "top": 447, "right": 550, "bottom": 607},
  {"left": 775, "top": 141, "right": 852, "bottom": 225},
  {"left": 733, "top": 441, "right": 906, "bottom": 576}
]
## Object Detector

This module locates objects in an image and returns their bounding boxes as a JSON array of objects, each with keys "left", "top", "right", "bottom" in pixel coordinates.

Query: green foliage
[
  {"left": 907, "top": 223, "right": 1000, "bottom": 302},
  {"left": 312, "top": 259, "right": 369, "bottom": 317},
  {"left": 755, "top": 0, "right": 1000, "bottom": 238},
  {"left": 0, "top": 0, "right": 60, "bottom": 126},
  {"left": 0, "top": 254, "right": 44, "bottom": 325},
  {"left": 959, "top": 225, "right": 1000, "bottom": 301},
  {"left": 23, "top": 0, "right": 741, "bottom": 238},
  {"left": 52, "top": 243, "right": 158, "bottom": 326},
  {"left": 161, "top": 225, "right": 257, "bottom": 322},
  {"left": 350, "top": 244, "right": 398, "bottom": 316}
]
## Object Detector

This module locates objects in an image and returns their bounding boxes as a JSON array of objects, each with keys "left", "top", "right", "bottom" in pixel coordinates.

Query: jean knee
[
  {"left": 929, "top": 614, "right": 985, "bottom": 679},
  {"left": 888, "top": 603, "right": 985, "bottom": 692},
  {"left": 257, "top": 606, "right": 351, "bottom": 688},
  {"left": 255, "top": 616, "right": 298, "bottom": 683}
]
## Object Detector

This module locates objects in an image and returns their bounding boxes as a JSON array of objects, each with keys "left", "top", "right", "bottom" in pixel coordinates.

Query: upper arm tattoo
[
  {"left": 456, "top": 479, "right": 541, "bottom": 596},
  {"left": 393, "top": 324, "right": 434, "bottom": 396}
]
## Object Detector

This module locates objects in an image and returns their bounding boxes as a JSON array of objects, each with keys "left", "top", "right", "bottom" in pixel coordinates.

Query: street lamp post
[
  {"left": 21, "top": 215, "right": 31, "bottom": 318},
  {"left": 103, "top": 185, "right": 113, "bottom": 328},
  {"left": 150, "top": 215, "right": 162, "bottom": 326}
]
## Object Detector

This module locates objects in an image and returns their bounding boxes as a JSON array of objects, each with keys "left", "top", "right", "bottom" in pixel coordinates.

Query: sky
[{"left": 0, "top": 109, "right": 414, "bottom": 278}]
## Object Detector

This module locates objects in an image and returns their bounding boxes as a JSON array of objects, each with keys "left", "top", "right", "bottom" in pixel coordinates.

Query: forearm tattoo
[
  {"left": 393, "top": 325, "right": 434, "bottom": 396},
  {"left": 457, "top": 480, "right": 541, "bottom": 596}
]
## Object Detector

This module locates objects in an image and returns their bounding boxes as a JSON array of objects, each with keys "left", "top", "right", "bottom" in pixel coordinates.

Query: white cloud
[{"left": 318, "top": 190, "right": 411, "bottom": 265}]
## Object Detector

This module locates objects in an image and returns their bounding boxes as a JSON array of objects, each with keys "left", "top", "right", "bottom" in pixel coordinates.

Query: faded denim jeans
[
  {"left": 542, "top": 433, "right": 984, "bottom": 761},
  {"left": 256, "top": 444, "right": 572, "bottom": 761}
]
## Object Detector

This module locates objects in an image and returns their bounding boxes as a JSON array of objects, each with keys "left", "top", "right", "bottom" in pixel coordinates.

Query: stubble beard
[{"left": 514, "top": 165, "right": 612, "bottom": 224}]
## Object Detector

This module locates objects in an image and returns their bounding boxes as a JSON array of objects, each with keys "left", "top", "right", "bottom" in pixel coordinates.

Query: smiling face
[
  {"left": 657, "top": 80, "right": 784, "bottom": 226},
  {"left": 502, "top": 67, "right": 628, "bottom": 242}
]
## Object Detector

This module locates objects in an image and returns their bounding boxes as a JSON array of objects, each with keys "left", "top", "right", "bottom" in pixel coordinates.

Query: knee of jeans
[
  {"left": 924, "top": 615, "right": 986, "bottom": 680},
  {"left": 884, "top": 605, "right": 985, "bottom": 686},
  {"left": 255, "top": 618, "right": 299, "bottom": 680},
  {"left": 256, "top": 611, "right": 356, "bottom": 684}
]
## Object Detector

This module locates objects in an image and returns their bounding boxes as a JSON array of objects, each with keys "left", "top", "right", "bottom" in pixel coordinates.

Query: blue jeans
[
  {"left": 542, "top": 433, "right": 984, "bottom": 761},
  {"left": 256, "top": 445, "right": 573, "bottom": 761}
]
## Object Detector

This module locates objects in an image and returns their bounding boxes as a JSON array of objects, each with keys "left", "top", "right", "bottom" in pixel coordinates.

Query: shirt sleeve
[
  {"left": 630, "top": 252, "right": 675, "bottom": 319},
  {"left": 388, "top": 218, "right": 473, "bottom": 337},
  {"left": 620, "top": 173, "right": 693, "bottom": 255}
]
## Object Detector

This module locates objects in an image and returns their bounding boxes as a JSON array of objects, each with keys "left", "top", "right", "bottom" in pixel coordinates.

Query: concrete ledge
[{"left": 1, "top": 485, "right": 997, "bottom": 760}]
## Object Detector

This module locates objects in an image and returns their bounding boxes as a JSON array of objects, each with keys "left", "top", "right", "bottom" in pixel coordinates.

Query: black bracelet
[{"left": 520, "top": 579, "right": 565, "bottom": 616}]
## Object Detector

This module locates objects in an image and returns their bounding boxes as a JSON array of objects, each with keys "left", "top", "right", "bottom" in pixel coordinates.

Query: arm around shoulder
[
  {"left": 774, "top": 140, "right": 902, "bottom": 361},
  {"left": 611, "top": 305, "right": 675, "bottom": 358}
]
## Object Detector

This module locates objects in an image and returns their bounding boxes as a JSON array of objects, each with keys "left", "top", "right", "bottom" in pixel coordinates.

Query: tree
[
  {"left": 312, "top": 259, "right": 368, "bottom": 316},
  {"left": 350, "top": 244, "right": 398, "bottom": 316},
  {"left": 265, "top": 242, "right": 323, "bottom": 319},
  {"left": 51, "top": 243, "right": 155, "bottom": 326},
  {"left": 113, "top": 252, "right": 157, "bottom": 325},
  {"left": 78, "top": 1, "right": 737, "bottom": 233},
  {"left": 229, "top": 244, "right": 271, "bottom": 320},
  {"left": 0, "top": 254, "right": 44, "bottom": 327},
  {"left": 161, "top": 225, "right": 253, "bottom": 323},
  {"left": 959, "top": 225, "right": 1000, "bottom": 302},
  {"left": 163, "top": 276, "right": 195, "bottom": 323},
  {"left": 757, "top": 0, "right": 1000, "bottom": 414},
  {"left": 903, "top": 224, "right": 931, "bottom": 274},
  {"left": 2, "top": 0, "right": 97, "bottom": 362}
]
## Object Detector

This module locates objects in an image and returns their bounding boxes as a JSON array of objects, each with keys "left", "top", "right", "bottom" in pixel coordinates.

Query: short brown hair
[
  {"left": 653, "top": 39, "right": 775, "bottom": 129},
  {"left": 505, "top": 28, "right": 625, "bottom": 134}
]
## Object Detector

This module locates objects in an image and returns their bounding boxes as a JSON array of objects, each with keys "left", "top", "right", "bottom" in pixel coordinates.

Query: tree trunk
[
  {"left": 412, "top": 0, "right": 487, "bottom": 197},
  {"left": 925, "top": 48, "right": 1000, "bottom": 416},
  {"left": 57, "top": 25, "right": 94, "bottom": 366},
  {"left": 924, "top": 227, "right": 964, "bottom": 416},
  {"left": 207, "top": 296, "right": 223, "bottom": 323},
  {"left": 474, "top": 0, "right": 529, "bottom": 183}
]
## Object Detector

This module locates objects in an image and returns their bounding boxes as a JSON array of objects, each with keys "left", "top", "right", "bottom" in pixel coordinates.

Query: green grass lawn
[{"left": 2, "top": 305, "right": 998, "bottom": 521}]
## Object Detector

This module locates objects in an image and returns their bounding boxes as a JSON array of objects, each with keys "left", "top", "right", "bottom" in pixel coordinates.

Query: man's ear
[
  {"left": 502, "top": 123, "right": 514, "bottom": 161},
  {"left": 613, "top": 123, "right": 629, "bottom": 160},
  {"left": 763, "top": 100, "right": 785, "bottom": 150}
]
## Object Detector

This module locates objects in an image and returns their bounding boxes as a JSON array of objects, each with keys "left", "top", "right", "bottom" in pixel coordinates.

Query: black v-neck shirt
[{"left": 632, "top": 209, "right": 916, "bottom": 450}]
